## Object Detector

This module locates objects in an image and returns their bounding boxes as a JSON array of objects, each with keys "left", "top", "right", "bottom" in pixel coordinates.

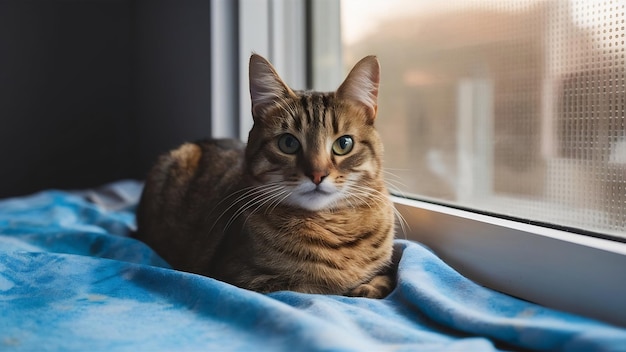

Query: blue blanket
[{"left": 1, "top": 181, "right": 625, "bottom": 351}]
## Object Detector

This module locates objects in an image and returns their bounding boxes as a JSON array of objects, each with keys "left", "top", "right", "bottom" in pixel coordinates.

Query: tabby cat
[{"left": 135, "top": 54, "right": 396, "bottom": 298}]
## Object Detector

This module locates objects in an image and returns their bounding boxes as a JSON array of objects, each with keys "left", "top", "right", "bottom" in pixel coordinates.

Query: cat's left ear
[
  {"left": 336, "top": 55, "right": 380, "bottom": 122},
  {"left": 249, "top": 54, "right": 296, "bottom": 119}
]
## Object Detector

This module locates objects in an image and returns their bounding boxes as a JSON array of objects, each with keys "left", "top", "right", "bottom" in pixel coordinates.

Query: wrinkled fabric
[{"left": 1, "top": 180, "right": 625, "bottom": 352}]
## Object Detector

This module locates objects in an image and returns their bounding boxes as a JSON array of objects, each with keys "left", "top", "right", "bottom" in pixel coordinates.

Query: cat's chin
[
  {"left": 283, "top": 183, "right": 343, "bottom": 211},
  {"left": 285, "top": 193, "right": 340, "bottom": 211}
]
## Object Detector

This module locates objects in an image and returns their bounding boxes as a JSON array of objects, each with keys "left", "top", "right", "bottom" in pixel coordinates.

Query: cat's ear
[
  {"left": 336, "top": 55, "right": 380, "bottom": 122},
  {"left": 249, "top": 54, "right": 295, "bottom": 119}
]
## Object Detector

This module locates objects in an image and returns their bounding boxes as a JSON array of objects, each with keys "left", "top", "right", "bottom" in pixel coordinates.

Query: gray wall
[{"left": 0, "top": 0, "right": 212, "bottom": 198}]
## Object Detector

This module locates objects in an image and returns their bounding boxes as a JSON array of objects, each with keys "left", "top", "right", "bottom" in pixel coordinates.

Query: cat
[{"left": 135, "top": 54, "right": 396, "bottom": 298}]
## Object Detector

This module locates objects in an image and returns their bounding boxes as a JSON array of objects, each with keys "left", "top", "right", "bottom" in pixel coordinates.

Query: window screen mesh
[{"left": 341, "top": 0, "right": 625, "bottom": 238}]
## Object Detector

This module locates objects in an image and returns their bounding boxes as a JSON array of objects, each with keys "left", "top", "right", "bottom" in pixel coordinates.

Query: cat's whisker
[
  {"left": 383, "top": 167, "right": 410, "bottom": 172},
  {"left": 210, "top": 183, "right": 284, "bottom": 234},
  {"left": 343, "top": 184, "right": 410, "bottom": 238},
  {"left": 230, "top": 183, "right": 287, "bottom": 224},
  {"left": 262, "top": 188, "right": 288, "bottom": 215},
  {"left": 346, "top": 185, "right": 388, "bottom": 204},
  {"left": 396, "top": 210, "right": 410, "bottom": 240},
  {"left": 347, "top": 190, "right": 374, "bottom": 210},
  {"left": 248, "top": 189, "right": 291, "bottom": 224},
  {"left": 225, "top": 196, "right": 266, "bottom": 231},
  {"left": 382, "top": 169, "right": 406, "bottom": 178},
  {"left": 223, "top": 184, "right": 285, "bottom": 230},
  {"left": 206, "top": 184, "right": 270, "bottom": 219},
  {"left": 383, "top": 175, "right": 408, "bottom": 192},
  {"left": 243, "top": 190, "right": 288, "bottom": 227},
  {"left": 342, "top": 196, "right": 356, "bottom": 210},
  {"left": 383, "top": 170, "right": 410, "bottom": 191},
  {"left": 384, "top": 182, "right": 409, "bottom": 199},
  {"left": 349, "top": 185, "right": 392, "bottom": 206},
  {"left": 384, "top": 171, "right": 406, "bottom": 187},
  {"left": 267, "top": 190, "right": 292, "bottom": 215}
]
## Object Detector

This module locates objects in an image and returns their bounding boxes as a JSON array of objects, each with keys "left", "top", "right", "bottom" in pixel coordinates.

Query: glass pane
[{"left": 341, "top": 0, "right": 626, "bottom": 239}]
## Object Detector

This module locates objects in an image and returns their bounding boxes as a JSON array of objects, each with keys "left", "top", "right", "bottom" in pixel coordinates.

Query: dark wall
[
  {"left": 133, "top": 0, "right": 212, "bottom": 175},
  {"left": 0, "top": 0, "right": 212, "bottom": 198}
]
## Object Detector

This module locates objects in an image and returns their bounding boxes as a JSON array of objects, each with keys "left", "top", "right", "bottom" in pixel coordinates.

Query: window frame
[{"left": 216, "top": 0, "right": 626, "bottom": 328}]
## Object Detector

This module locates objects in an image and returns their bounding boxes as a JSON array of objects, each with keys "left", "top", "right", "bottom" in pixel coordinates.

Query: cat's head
[{"left": 245, "top": 54, "right": 385, "bottom": 211}]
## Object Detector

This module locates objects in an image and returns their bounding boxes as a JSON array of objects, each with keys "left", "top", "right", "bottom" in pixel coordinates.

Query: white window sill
[{"left": 393, "top": 195, "right": 626, "bottom": 328}]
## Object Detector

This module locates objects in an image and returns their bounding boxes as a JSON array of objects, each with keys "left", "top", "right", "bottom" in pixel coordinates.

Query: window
[{"left": 341, "top": 0, "right": 626, "bottom": 239}]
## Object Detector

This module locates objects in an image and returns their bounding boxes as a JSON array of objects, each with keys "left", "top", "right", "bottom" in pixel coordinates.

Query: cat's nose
[{"left": 308, "top": 170, "right": 329, "bottom": 185}]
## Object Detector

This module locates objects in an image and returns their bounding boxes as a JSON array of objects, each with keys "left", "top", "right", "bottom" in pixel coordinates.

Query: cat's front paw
[{"left": 347, "top": 275, "right": 394, "bottom": 299}]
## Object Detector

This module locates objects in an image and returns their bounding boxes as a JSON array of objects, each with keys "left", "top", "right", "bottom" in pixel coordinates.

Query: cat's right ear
[
  {"left": 249, "top": 54, "right": 295, "bottom": 119},
  {"left": 336, "top": 55, "right": 380, "bottom": 123}
]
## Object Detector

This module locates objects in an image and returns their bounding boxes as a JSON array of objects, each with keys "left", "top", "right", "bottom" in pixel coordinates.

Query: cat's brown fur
[{"left": 135, "top": 54, "right": 396, "bottom": 298}]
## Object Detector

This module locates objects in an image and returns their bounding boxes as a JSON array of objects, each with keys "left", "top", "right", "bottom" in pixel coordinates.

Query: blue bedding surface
[{"left": 1, "top": 180, "right": 625, "bottom": 351}]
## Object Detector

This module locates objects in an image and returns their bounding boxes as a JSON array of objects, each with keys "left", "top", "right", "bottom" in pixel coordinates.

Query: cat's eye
[
  {"left": 332, "top": 136, "right": 354, "bottom": 156},
  {"left": 278, "top": 134, "right": 301, "bottom": 154}
]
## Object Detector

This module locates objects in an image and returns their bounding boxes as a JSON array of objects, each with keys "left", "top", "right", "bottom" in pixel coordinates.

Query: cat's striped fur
[{"left": 135, "top": 54, "right": 396, "bottom": 298}]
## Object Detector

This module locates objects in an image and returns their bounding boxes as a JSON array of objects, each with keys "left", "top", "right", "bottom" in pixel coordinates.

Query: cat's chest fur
[{"left": 222, "top": 202, "right": 395, "bottom": 294}]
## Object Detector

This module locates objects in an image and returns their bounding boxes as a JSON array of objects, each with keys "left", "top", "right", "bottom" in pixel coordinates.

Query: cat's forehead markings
[
  {"left": 299, "top": 94, "right": 313, "bottom": 126},
  {"left": 287, "top": 103, "right": 303, "bottom": 132}
]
